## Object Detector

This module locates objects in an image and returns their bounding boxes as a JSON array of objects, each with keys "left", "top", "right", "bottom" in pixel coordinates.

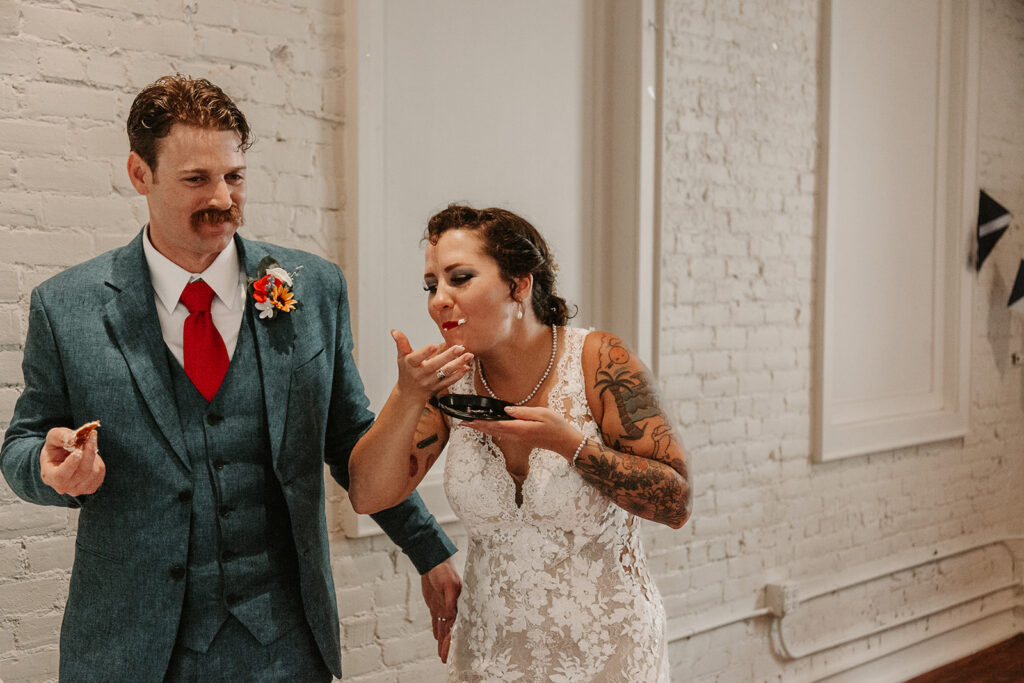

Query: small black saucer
[{"left": 430, "top": 394, "right": 515, "bottom": 421}]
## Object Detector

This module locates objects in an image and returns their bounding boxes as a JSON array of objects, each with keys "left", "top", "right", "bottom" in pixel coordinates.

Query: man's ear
[{"left": 126, "top": 151, "right": 153, "bottom": 195}]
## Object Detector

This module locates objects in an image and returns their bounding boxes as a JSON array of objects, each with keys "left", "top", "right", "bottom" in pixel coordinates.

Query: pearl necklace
[{"left": 478, "top": 326, "right": 558, "bottom": 406}]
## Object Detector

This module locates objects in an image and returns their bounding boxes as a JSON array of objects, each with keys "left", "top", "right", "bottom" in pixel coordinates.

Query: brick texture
[
  {"left": 2, "top": 1, "right": 1023, "bottom": 682},
  {"left": 0, "top": 1, "right": 355, "bottom": 680},
  {"left": 659, "top": 0, "right": 1024, "bottom": 680}
]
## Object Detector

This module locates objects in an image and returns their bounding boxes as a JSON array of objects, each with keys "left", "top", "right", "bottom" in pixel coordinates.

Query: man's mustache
[{"left": 191, "top": 205, "right": 244, "bottom": 228}]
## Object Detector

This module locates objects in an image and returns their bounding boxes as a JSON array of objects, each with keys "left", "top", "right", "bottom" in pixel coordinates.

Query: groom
[{"left": 0, "top": 75, "right": 459, "bottom": 681}]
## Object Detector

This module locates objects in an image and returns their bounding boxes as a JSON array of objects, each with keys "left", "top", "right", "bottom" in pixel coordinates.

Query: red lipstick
[{"left": 442, "top": 318, "right": 466, "bottom": 331}]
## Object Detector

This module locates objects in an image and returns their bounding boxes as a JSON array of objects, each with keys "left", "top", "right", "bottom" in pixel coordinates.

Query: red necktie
[{"left": 180, "top": 280, "right": 229, "bottom": 401}]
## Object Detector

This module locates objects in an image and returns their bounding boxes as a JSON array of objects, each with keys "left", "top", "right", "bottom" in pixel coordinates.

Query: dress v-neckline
[
  {"left": 486, "top": 436, "right": 539, "bottom": 509},
  {"left": 472, "top": 328, "right": 568, "bottom": 510}
]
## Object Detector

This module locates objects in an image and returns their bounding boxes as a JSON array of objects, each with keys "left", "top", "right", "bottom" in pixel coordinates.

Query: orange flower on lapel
[{"left": 249, "top": 257, "right": 302, "bottom": 320}]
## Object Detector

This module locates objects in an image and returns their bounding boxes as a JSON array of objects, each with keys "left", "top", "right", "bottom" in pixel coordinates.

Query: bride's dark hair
[{"left": 424, "top": 204, "right": 575, "bottom": 327}]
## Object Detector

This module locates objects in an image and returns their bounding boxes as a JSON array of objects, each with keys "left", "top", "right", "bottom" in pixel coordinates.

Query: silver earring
[{"left": 516, "top": 303, "right": 524, "bottom": 320}]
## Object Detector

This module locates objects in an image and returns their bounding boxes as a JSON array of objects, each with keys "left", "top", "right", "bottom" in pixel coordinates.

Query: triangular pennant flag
[
  {"left": 977, "top": 189, "right": 1012, "bottom": 270},
  {"left": 1008, "top": 250, "right": 1024, "bottom": 312}
]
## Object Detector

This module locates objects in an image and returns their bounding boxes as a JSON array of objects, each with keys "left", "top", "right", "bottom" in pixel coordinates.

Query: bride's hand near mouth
[
  {"left": 390, "top": 329, "right": 473, "bottom": 399},
  {"left": 347, "top": 329, "right": 473, "bottom": 514}
]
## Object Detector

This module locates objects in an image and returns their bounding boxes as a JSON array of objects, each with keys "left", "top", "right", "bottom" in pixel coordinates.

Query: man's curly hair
[{"left": 127, "top": 74, "right": 252, "bottom": 172}]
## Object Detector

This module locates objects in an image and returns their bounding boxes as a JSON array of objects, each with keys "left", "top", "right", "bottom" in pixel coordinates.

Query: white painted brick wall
[
  {"left": 659, "top": 0, "right": 1024, "bottom": 680},
  {"left": 2, "top": 1, "right": 1023, "bottom": 681},
  {"left": 0, "top": 1, "right": 395, "bottom": 681}
]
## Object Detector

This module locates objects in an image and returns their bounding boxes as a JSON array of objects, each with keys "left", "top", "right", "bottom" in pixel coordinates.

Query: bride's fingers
[
  {"left": 390, "top": 329, "right": 414, "bottom": 357},
  {"left": 434, "top": 352, "right": 474, "bottom": 382},
  {"left": 393, "top": 330, "right": 443, "bottom": 369},
  {"left": 501, "top": 405, "right": 556, "bottom": 422},
  {"left": 428, "top": 344, "right": 468, "bottom": 369},
  {"left": 405, "top": 343, "right": 442, "bottom": 367}
]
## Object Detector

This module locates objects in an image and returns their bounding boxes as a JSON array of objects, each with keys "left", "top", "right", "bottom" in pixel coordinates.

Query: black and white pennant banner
[
  {"left": 1009, "top": 250, "right": 1024, "bottom": 313},
  {"left": 977, "top": 189, "right": 1012, "bottom": 270}
]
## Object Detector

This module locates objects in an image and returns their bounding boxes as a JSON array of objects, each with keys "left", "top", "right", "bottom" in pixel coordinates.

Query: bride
[{"left": 348, "top": 204, "right": 691, "bottom": 681}]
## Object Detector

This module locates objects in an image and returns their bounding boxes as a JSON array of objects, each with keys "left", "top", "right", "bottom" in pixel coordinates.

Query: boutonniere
[{"left": 249, "top": 256, "right": 303, "bottom": 320}]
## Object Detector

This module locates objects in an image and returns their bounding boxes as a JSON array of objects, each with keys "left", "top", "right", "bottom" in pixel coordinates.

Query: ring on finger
[{"left": 436, "top": 369, "right": 447, "bottom": 380}]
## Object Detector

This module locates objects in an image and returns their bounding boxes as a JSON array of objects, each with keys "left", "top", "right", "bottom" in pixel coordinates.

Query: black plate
[{"left": 431, "top": 394, "right": 515, "bottom": 421}]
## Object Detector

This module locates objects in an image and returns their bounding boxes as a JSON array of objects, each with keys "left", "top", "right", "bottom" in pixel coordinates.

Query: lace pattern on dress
[{"left": 444, "top": 327, "right": 669, "bottom": 682}]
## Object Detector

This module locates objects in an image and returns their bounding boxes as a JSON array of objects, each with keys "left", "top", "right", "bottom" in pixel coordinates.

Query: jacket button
[
  {"left": 169, "top": 565, "right": 186, "bottom": 581},
  {"left": 206, "top": 414, "right": 223, "bottom": 426},
  {"left": 225, "top": 593, "right": 241, "bottom": 606},
  {"left": 219, "top": 505, "right": 232, "bottom": 518},
  {"left": 221, "top": 549, "right": 237, "bottom": 562},
  {"left": 213, "top": 460, "right": 226, "bottom": 470},
  {"left": 178, "top": 490, "right": 192, "bottom": 503}
]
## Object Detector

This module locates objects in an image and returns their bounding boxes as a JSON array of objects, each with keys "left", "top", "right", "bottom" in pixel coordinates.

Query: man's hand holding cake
[{"left": 40, "top": 420, "right": 105, "bottom": 496}]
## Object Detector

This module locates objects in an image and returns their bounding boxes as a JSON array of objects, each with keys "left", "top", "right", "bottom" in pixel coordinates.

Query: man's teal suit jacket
[{"left": 0, "top": 230, "right": 456, "bottom": 681}]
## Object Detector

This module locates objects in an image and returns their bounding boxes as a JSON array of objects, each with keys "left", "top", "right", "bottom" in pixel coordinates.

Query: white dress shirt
[{"left": 142, "top": 227, "right": 246, "bottom": 368}]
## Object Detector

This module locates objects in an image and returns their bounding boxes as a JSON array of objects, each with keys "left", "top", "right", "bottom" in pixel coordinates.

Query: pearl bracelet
[{"left": 571, "top": 436, "right": 588, "bottom": 467}]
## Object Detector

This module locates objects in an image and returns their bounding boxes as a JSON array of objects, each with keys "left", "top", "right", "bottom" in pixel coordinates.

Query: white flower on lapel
[{"left": 264, "top": 266, "right": 293, "bottom": 287}]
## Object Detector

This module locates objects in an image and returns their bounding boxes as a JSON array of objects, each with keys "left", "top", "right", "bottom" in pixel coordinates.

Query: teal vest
[{"left": 168, "top": 308, "right": 304, "bottom": 652}]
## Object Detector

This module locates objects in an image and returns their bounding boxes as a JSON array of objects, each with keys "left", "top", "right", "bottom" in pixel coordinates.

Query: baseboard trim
[{"left": 817, "top": 612, "right": 1022, "bottom": 683}]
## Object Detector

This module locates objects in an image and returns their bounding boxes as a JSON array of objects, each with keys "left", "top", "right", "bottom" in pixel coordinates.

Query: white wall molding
[{"left": 814, "top": 0, "right": 980, "bottom": 461}]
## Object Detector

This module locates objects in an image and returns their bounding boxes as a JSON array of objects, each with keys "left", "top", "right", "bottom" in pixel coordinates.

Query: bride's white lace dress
[{"left": 444, "top": 327, "right": 669, "bottom": 682}]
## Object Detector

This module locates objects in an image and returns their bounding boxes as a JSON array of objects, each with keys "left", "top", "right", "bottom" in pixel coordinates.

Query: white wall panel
[{"left": 816, "top": 0, "right": 978, "bottom": 460}]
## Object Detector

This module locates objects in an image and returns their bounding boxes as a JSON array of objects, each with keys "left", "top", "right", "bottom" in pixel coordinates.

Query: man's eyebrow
[{"left": 177, "top": 165, "right": 247, "bottom": 175}]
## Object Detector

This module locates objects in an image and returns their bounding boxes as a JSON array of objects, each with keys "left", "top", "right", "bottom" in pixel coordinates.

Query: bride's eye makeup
[
  {"left": 449, "top": 269, "right": 474, "bottom": 286},
  {"left": 422, "top": 266, "right": 475, "bottom": 294}
]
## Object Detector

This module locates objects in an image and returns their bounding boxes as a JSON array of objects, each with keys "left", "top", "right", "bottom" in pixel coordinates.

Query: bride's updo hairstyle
[{"left": 425, "top": 204, "right": 575, "bottom": 327}]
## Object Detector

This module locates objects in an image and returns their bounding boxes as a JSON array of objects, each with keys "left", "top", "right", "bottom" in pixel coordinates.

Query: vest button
[
  {"left": 225, "top": 593, "right": 241, "bottom": 606},
  {"left": 206, "top": 414, "right": 223, "bottom": 426},
  {"left": 219, "top": 505, "right": 232, "bottom": 518},
  {"left": 169, "top": 565, "right": 186, "bottom": 581},
  {"left": 177, "top": 490, "right": 192, "bottom": 503},
  {"left": 213, "top": 460, "right": 226, "bottom": 470},
  {"left": 221, "top": 549, "right": 237, "bottom": 562}
]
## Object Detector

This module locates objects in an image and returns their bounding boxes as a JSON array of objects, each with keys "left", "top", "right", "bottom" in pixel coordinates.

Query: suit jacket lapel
[
  {"left": 103, "top": 230, "right": 189, "bottom": 469},
  {"left": 239, "top": 237, "right": 294, "bottom": 466}
]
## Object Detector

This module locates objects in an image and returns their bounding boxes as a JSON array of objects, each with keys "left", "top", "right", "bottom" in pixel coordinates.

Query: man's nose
[{"left": 208, "top": 179, "right": 232, "bottom": 209}]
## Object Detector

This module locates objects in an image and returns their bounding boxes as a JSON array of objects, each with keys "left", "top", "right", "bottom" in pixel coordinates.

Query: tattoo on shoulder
[
  {"left": 602, "top": 336, "right": 631, "bottom": 367},
  {"left": 594, "top": 352, "right": 661, "bottom": 440}
]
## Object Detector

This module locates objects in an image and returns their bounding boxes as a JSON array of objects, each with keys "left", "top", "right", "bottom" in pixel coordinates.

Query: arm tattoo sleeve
[
  {"left": 580, "top": 335, "right": 691, "bottom": 528},
  {"left": 574, "top": 440, "right": 690, "bottom": 528}
]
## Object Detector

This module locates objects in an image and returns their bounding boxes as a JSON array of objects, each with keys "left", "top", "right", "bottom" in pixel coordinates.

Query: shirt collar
[{"left": 142, "top": 226, "right": 244, "bottom": 314}]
